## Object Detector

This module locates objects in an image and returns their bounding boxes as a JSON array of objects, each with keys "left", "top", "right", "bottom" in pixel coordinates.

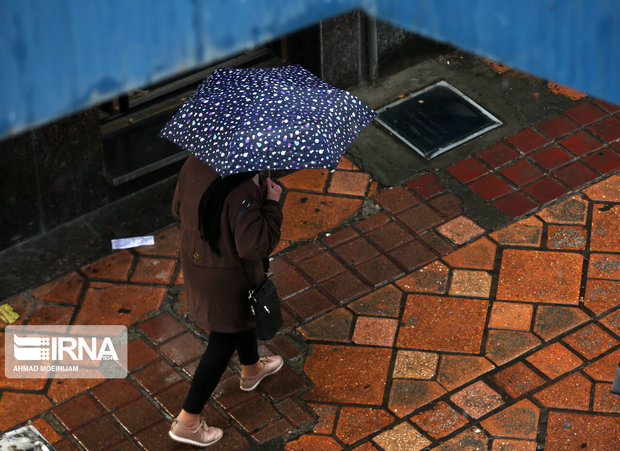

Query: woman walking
[{"left": 169, "top": 155, "right": 284, "bottom": 447}]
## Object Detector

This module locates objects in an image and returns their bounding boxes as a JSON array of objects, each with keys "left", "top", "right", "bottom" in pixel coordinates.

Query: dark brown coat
[{"left": 172, "top": 156, "right": 283, "bottom": 333}]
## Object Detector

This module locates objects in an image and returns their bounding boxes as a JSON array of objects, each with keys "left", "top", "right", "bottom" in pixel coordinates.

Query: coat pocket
[{"left": 181, "top": 239, "right": 213, "bottom": 267}]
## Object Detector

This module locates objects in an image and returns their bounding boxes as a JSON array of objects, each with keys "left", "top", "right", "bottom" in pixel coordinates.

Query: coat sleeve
[
  {"left": 171, "top": 177, "right": 182, "bottom": 223},
  {"left": 232, "top": 188, "right": 283, "bottom": 260}
]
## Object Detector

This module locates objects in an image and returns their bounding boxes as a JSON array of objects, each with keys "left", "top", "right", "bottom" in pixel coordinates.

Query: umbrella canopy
[{"left": 159, "top": 65, "right": 376, "bottom": 177}]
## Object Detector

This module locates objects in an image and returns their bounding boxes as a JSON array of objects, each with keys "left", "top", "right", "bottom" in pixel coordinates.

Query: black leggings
[{"left": 182, "top": 328, "right": 259, "bottom": 414}]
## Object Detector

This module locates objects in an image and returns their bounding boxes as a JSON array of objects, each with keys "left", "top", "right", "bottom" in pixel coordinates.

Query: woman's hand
[{"left": 264, "top": 178, "right": 282, "bottom": 202}]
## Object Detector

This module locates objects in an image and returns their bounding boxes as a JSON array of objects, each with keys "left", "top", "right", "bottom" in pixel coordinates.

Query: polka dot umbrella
[{"left": 159, "top": 65, "right": 376, "bottom": 177}]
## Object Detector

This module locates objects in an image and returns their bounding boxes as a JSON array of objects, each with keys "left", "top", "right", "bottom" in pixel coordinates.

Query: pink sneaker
[
  {"left": 240, "top": 355, "right": 284, "bottom": 391},
  {"left": 169, "top": 417, "right": 223, "bottom": 447}
]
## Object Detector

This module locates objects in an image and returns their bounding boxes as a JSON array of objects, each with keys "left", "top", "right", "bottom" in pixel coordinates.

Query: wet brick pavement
[{"left": 1, "top": 63, "right": 620, "bottom": 450}]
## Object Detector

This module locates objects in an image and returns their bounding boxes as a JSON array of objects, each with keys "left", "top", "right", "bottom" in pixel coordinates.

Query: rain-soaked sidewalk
[{"left": 1, "top": 62, "right": 620, "bottom": 449}]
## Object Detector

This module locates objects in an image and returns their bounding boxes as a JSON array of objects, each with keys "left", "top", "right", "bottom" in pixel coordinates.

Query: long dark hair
[{"left": 198, "top": 171, "right": 258, "bottom": 256}]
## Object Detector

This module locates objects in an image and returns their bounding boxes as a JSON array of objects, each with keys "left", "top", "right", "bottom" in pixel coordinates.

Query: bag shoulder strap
[
  {"left": 231, "top": 197, "right": 269, "bottom": 291},
  {"left": 233, "top": 197, "right": 255, "bottom": 233}
]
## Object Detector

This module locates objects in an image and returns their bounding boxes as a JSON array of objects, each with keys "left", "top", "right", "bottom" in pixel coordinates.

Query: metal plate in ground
[
  {"left": 0, "top": 425, "right": 55, "bottom": 450},
  {"left": 376, "top": 80, "right": 502, "bottom": 159}
]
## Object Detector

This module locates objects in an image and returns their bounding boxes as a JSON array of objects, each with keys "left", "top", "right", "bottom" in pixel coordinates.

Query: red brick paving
[
  {"left": 283, "top": 287, "right": 335, "bottom": 320},
  {"left": 493, "top": 191, "right": 539, "bottom": 218},
  {"left": 446, "top": 157, "right": 489, "bottom": 183},
  {"left": 373, "top": 185, "right": 419, "bottom": 213},
  {"left": 397, "top": 295, "right": 488, "bottom": 353},
  {"left": 565, "top": 101, "right": 608, "bottom": 125},
  {"left": 497, "top": 249, "right": 583, "bottom": 303},
  {"left": 554, "top": 161, "right": 600, "bottom": 189},
  {"left": 91, "top": 378, "right": 143, "bottom": 410},
  {"left": 481, "top": 399, "right": 540, "bottom": 440},
  {"left": 563, "top": 323, "right": 619, "bottom": 360},
  {"left": 485, "top": 330, "right": 542, "bottom": 366},
  {"left": 1, "top": 99, "right": 619, "bottom": 450},
  {"left": 436, "top": 215, "right": 485, "bottom": 244},
  {"left": 533, "top": 305, "right": 590, "bottom": 341},
  {"left": 327, "top": 170, "right": 371, "bottom": 196},
  {"left": 405, "top": 172, "right": 445, "bottom": 199},
  {"left": 51, "top": 394, "right": 104, "bottom": 431},
  {"left": 526, "top": 175, "right": 571, "bottom": 205},
  {"left": 352, "top": 316, "right": 398, "bottom": 346},
  {"left": 558, "top": 130, "right": 605, "bottom": 156},
  {"left": 595, "top": 98, "right": 620, "bottom": 114},
  {"left": 442, "top": 236, "right": 496, "bottom": 269},
  {"left": 590, "top": 116, "right": 620, "bottom": 142},
  {"left": 388, "top": 379, "right": 446, "bottom": 417},
  {"left": 137, "top": 312, "right": 186, "bottom": 345},
  {"left": 435, "top": 426, "right": 488, "bottom": 449},
  {"left": 396, "top": 203, "right": 444, "bottom": 232},
  {"left": 505, "top": 128, "right": 549, "bottom": 153},
  {"left": 500, "top": 159, "right": 545, "bottom": 186},
  {"left": 535, "top": 115, "right": 580, "bottom": 139},
  {"left": 332, "top": 236, "right": 380, "bottom": 266},
  {"left": 429, "top": 192, "right": 463, "bottom": 219},
  {"left": 585, "top": 279, "right": 620, "bottom": 314},
  {"left": 393, "top": 349, "right": 438, "bottom": 379},
  {"left": 303, "top": 344, "right": 392, "bottom": 404},
  {"left": 601, "top": 309, "right": 620, "bottom": 336},
  {"left": 489, "top": 362, "right": 546, "bottom": 399},
  {"left": 475, "top": 142, "right": 520, "bottom": 168},
  {"left": 0, "top": 392, "right": 53, "bottom": 431},
  {"left": 488, "top": 301, "right": 534, "bottom": 330},
  {"left": 297, "top": 307, "right": 353, "bottom": 342},
  {"left": 490, "top": 216, "right": 543, "bottom": 246},
  {"left": 469, "top": 173, "right": 514, "bottom": 200},
  {"left": 450, "top": 381, "right": 504, "bottom": 419},
  {"left": 546, "top": 224, "right": 588, "bottom": 250},
  {"left": 529, "top": 143, "right": 573, "bottom": 170},
  {"left": 436, "top": 355, "right": 495, "bottom": 391},
  {"left": 545, "top": 412, "right": 620, "bottom": 449},
  {"left": 526, "top": 342, "right": 583, "bottom": 379},
  {"left": 348, "top": 284, "right": 402, "bottom": 317},
  {"left": 533, "top": 372, "right": 592, "bottom": 410},
  {"left": 395, "top": 259, "right": 449, "bottom": 293},
  {"left": 30, "top": 272, "right": 84, "bottom": 304},
  {"left": 582, "top": 147, "right": 620, "bottom": 174},
  {"left": 307, "top": 402, "right": 337, "bottom": 434},
  {"left": 412, "top": 401, "right": 469, "bottom": 439},
  {"left": 334, "top": 406, "right": 394, "bottom": 445}
]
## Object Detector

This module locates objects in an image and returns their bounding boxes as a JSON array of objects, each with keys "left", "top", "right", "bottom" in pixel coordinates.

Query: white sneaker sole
[
  {"left": 169, "top": 430, "right": 223, "bottom": 447},
  {"left": 239, "top": 359, "right": 284, "bottom": 391}
]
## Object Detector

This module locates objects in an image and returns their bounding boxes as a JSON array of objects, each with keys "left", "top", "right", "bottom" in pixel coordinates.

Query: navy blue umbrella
[{"left": 159, "top": 65, "right": 376, "bottom": 177}]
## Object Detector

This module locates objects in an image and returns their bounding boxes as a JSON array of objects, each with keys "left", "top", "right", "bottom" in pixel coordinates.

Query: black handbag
[
  {"left": 234, "top": 198, "right": 283, "bottom": 340},
  {"left": 246, "top": 277, "right": 283, "bottom": 340}
]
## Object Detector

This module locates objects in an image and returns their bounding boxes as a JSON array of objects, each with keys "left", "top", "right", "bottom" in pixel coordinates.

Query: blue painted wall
[
  {"left": 369, "top": 0, "right": 619, "bottom": 105},
  {"left": 1, "top": 0, "right": 618, "bottom": 139}
]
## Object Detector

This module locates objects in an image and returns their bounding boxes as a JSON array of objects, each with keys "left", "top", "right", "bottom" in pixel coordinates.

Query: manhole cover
[{"left": 376, "top": 80, "right": 502, "bottom": 159}]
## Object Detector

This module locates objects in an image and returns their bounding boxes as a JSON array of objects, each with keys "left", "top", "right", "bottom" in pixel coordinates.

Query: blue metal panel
[
  {"left": 0, "top": 0, "right": 358, "bottom": 139},
  {"left": 196, "top": 0, "right": 359, "bottom": 61},
  {"left": 368, "top": 0, "right": 619, "bottom": 106},
  {"left": 1, "top": 0, "right": 619, "bottom": 139}
]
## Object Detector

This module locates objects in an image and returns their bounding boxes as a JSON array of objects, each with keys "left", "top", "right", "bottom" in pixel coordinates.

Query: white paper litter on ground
[
  {"left": 0, "top": 425, "right": 53, "bottom": 450},
  {"left": 111, "top": 235, "right": 155, "bottom": 249}
]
